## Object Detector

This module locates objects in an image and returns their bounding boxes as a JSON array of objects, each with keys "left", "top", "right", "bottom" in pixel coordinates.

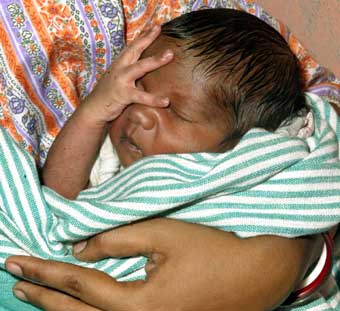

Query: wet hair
[{"left": 161, "top": 8, "right": 306, "bottom": 148}]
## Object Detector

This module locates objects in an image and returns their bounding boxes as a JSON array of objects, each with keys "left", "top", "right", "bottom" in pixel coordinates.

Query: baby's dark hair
[{"left": 161, "top": 8, "right": 306, "bottom": 147}]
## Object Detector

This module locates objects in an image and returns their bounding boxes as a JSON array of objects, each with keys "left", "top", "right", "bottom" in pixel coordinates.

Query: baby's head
[
  {"left": 161, "top": 8, "right": 306, "bottom": 146},
  {"left": 110, "top": 9, "right": 305, "bottom": 167}
]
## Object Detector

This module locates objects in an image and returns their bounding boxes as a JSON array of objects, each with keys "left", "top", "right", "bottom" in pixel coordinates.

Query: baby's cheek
[{"left": 109, "top": 118, "right": 124, "bottom": 143}]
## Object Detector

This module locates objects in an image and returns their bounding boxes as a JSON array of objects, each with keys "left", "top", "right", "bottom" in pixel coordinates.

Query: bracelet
[{"left": 279, "top": 232, "right": 334, "bottom": 308}]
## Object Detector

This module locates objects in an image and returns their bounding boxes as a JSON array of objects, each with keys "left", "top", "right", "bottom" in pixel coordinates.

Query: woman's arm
[{"left": 6, "top": 219, "right": 322, "bottom": 311}]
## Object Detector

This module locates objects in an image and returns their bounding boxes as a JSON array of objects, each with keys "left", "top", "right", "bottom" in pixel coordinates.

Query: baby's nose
[{"left": 126, "top": 104, "right": 156, "bottom": 130}]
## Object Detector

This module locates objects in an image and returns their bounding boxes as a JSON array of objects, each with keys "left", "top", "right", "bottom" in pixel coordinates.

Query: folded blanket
[{"left": 0, "top": 92, "right": 340, "bottom": 310}]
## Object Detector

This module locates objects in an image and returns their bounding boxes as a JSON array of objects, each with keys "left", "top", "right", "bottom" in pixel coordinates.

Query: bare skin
[
  {"left": 6, "top": 219, "right": 322, "bottom": 311},
  {"left": 42, "top": 26, "right": 174, "bottom": 199},
  {"left": 9, "top": 25, "right": 325, "bottom": 311},
  {"left": 42, "top": 25, "right": 230, "bottom": 199}
]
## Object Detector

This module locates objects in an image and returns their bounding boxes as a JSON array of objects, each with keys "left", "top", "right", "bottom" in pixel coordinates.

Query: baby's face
[{"left": 109, "top": 35, "right": 230, "bottom": 167}]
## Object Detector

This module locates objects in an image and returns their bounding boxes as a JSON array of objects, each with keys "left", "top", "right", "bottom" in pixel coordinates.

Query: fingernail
[
  {"left": 162, "top": 50, "right": 173, "bottom": 60},
  {"left": 13, "top": 289, "right": 28, "bottom": 301},
  {"left": 73, "top": 240, "right": 87, "bottom": 254},
  {"left": 151, "top": 25, "right": 160, "bottom": 33},
  {"left": 161, "top": 98, "right": 170, "bottom": 106},
  {"left": 5, "top": 262, "right": 23, "bottom": 277}
]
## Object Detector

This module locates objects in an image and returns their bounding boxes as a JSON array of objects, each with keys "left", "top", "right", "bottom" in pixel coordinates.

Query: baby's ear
[{"left": 219, "top": 127, "right": 242, "bottom": 152}]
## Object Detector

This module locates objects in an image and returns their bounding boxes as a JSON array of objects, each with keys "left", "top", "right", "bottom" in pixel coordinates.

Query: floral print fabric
[
  {"left": 0, "top": 0, "right": 339, "bottom": 167},
  {"left": 0, "top": 0, "right": 124, "bottom": 166}
]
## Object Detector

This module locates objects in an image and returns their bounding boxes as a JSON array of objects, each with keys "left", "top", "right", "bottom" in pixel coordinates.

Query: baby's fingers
[
  {"left": 120, "top": 25, "right": 161, "bottom": 65},
  {"left": 124, "top": 49, "right": 174, "bottom": 82},
  {"left": 128, "top": 88, "right": 169, "bottom": 107}
]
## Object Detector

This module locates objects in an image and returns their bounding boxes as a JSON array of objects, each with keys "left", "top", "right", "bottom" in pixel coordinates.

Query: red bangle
[{"left": 280, "top": 232, "right": 334, "bottom": 307}]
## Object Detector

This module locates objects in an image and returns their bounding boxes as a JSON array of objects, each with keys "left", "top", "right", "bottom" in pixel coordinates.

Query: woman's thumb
[{"left": 73, "top": 222, "right": 155, "bottom": 262}]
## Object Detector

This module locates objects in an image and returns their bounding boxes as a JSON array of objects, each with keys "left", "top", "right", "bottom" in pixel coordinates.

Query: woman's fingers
[
  {"left": 5, "top": 256, "right": 144, "bottom": 310},
  {"left": 73, "top": 220, "right": 165, "bottom": 262},
  {"left": 4, "top": 220, "right": 176, "bottom": 311},
  {"left": 13, "top": 281, "right": 100, "bottom": 311}
]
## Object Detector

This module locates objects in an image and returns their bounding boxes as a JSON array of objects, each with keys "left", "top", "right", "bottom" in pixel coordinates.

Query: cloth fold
[
  {"left": 1, "top": 93, "right": 340, "bottom": 310},
  {"left": 0, "top": 91, "right": 340, "bottom": 270},
  {"left": 90, "top": 135, "right": 121, "bottom": 186}
]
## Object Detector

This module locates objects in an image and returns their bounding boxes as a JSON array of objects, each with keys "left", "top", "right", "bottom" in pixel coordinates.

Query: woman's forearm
[
  {"left": 5, "top": 219, "right": 324, "bottom": 311},
  {"left": 229, "top": 234, "right": 323, "bottom": 310}
]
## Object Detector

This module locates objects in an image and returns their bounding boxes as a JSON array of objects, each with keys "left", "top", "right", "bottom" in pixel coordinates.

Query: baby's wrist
[
  {"left": 76, "top": 99, "right": 108, "bottom": 129},
  {"left": 81, "top": 94, "right": 120, "bottom": 125}
]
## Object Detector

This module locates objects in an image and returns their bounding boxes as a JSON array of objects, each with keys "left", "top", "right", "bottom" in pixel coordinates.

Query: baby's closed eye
[{"left": 166, "top": 103, "right": 193, "bottom": 122}]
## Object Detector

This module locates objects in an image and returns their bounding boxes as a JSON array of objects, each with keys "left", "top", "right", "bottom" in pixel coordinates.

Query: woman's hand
[{"left": 5, "top": 219, "right": 319, "bottom": 311}]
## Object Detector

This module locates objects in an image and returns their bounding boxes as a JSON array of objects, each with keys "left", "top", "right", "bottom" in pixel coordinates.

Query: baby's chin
[{"left": 118, "top": 152, "right": 143, "bottom": 168}]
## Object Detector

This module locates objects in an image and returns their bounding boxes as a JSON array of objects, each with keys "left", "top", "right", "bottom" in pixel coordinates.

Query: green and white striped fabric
[{"left": 1, "top": 92, "right": 340, "bottom": 310}]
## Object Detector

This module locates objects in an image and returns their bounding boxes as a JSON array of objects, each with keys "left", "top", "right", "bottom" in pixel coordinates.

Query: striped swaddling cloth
[{"left": 0, "top": 92, "right": 340, "bottom": 310}]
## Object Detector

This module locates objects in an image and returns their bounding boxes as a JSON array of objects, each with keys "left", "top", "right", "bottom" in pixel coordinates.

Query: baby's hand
[{"left": 82, "top": 25, "right": 173, "bottom": 125}]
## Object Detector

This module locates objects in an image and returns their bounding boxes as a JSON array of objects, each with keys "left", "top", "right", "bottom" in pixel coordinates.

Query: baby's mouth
[{"left": 120, "top": 135, "right": 142, "bottom": 154}]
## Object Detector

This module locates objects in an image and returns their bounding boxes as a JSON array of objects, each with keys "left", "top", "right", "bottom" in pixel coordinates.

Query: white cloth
[{"left": 90, "top": 136, "right": 121, "bottom": 186}]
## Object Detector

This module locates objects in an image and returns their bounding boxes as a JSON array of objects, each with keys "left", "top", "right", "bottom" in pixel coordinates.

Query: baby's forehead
[
  {"left": 143, "top": 34, "right": 189, "bottom": 61},
  {"left": 142, "top": 34, "right": 229, "bottom": 115},
  {"left": 143, "top": 35, "right": 205, "bottom": 84}
]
